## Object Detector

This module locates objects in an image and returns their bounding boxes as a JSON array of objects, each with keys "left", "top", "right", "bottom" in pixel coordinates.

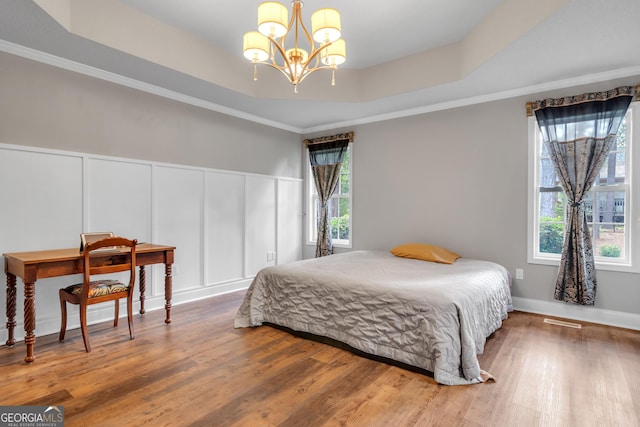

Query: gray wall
[
  {"left": 313, "top": 78, "right": 640, "bottom": 317},
  {"left": 0, "top": 52, "right": 302, "bottom": 178}
]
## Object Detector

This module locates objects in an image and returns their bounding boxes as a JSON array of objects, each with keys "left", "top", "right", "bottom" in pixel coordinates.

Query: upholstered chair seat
[{"left": 63, "top": 279, "right": 129, "bottom": 298}]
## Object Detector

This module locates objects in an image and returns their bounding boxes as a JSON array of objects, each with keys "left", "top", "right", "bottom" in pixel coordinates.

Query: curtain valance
[
  {"left": 304, "top": 131, "right": 354, "bottom": 146},
  {"left": 526, "top": 85, "right": 638, "bottom": 116}
]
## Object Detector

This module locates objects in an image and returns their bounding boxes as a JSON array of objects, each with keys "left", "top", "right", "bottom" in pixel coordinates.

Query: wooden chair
[{"left": 59, "top": 236, "right": 138, "bottom": 352}]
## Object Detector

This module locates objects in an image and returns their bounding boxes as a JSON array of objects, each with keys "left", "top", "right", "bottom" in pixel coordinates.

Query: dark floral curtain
[
  {"left": 531, "top": 86, "right": 634, "bottom": 305},
  {"left": 306, "top": 132, "right": 352, "bottom": 257}
]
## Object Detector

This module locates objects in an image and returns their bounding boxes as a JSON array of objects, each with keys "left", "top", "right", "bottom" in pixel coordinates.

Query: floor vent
[{"left": 543, "top": 318, "right": 582, "bottom": 329}]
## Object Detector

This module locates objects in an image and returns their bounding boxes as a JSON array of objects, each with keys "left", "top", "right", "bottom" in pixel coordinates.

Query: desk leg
[
  {"left": 164, "top": 263, "right": 172, "bottom": 324},
  {"left": 5, "top": 273, "right": 17, "bottom": 346},
  {"left": 23, "top": 281, "right": 36, "bottom": 363},
  {"left": 138, "top": 266, "right": 146, "bottom": 315}
]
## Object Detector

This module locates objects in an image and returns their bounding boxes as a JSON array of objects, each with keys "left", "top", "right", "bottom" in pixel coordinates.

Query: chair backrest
[{"left": 81, "top": 236, "right": 137, "bottom": 297}]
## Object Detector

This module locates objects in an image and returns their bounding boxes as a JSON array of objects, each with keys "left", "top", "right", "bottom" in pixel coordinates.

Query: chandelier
[{"left": 243, "top": 1, "right": 346, "bottom": 93}]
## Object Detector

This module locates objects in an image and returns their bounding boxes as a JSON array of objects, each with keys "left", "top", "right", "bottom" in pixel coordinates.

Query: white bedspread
[{"left": 234, "top": 250, "right": 512, "bottom": 385}]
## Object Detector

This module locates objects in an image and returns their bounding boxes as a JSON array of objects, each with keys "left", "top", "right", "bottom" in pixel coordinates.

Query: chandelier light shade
[
  {"left": 243, "top": 31, "right": 270, "bottom": 62},
  {"left": 257, "top": 2, "right": 288, "bottom": 38},
  {"left": 321, "top": 38, "right": 346, "bottom": 66},
  {"left": 311, "top": 8, "right": 341, "bottom": 43},
  {"left": 243, "top": 1, "right": 346, "bottom": 92}
]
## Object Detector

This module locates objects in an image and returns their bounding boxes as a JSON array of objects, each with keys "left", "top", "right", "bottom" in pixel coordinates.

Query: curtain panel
[
  {"left": 306, "top": 132, "right": 353, "bottom": 257},
  {"left": 530, "top": 86, "right": 634, "bottom": 305}
]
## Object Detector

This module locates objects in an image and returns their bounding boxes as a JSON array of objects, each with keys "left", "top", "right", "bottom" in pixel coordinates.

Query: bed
[{"left": 234, "top": 250, "right": 512, "bottom": 385}]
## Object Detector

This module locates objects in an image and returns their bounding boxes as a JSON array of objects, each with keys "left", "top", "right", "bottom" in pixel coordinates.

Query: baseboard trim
[
  {"left": 0, "top": 279, "right": 251, "bottom": 344},
  {"left": 512, "top": 296, "right": 640, "bottom": 331},
  {"left": 5, "top": 288, "right": 636, "bottom": 345}
]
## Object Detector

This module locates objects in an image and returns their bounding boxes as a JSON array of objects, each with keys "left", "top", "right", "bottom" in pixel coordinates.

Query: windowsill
[
  {"left": 307, "top": 241, "right": 352, "bottom": 249},
  {"left": 528, "top": 254, "right": 640, "bottom": 273}
]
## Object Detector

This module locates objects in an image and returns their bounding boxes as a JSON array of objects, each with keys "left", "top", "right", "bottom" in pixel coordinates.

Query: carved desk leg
[
  {"left": 138, "top": 266, "right": 146, "bottom": 315},
  {"left": 5, "top": 273, "right": 17, "bottom": 347},
  {"left": 164, "top": 263, "right": 172, "bottom": 324},
  {"left": 23, "top": 281, "right": 36, "bottom": 363}
]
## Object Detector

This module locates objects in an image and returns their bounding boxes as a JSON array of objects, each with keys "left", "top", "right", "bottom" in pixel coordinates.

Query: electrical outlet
[{"left": 515, "top": 268, "right": 523, "bottom": 280}]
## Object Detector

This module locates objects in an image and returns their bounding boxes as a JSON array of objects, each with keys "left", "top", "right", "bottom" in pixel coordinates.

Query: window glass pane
[
  {"left": 593, "top": 224, "right": 625, "bottom": 259},
  {"left": 596, "top": 150, "right": 625, "bottom": 184},
  {"left": 539, "top": 222, "right": 564, "bottom": 254},
  {"left": 311, "top": 195, "right": 318, "bottom": 237},
  {"left": 584, "top": 192, "right": 593, "bottom": 220},
  {"left": 538, "top": 190, "right": 564, "bottom": 254},
  {"left": 539, "top": 191, "right": 564, "bottom": 219},
  {"left": 540, "top": 139, "right": 549, "bottom": 156},
  {"left": 539, "top": 156, "right": 560, "bottom": 188},
  {"left": 615, "top": 117, "right": 627, "bottom": 151},
  {"left": 596, "top": 117, "right": 627, "bottom": 185},
  {"left": 340, "top": 150, "right": 350, "bottom": 194},
  {"left": 329, "top": 197, "right": 350, "bottom": 240},
  {"left": 590, "top": 189, "right": 625, "bottom": 260},
  {"left": 589, "top": 190, "right": 624, "bottom": 224}
]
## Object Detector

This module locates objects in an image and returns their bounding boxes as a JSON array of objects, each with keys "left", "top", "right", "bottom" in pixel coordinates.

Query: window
[
  {"left": 528, "top": 102, "right": 639, "bottom": 272},
  {"left": 307, "top": 144, "right": 352, "bottom": 247}
]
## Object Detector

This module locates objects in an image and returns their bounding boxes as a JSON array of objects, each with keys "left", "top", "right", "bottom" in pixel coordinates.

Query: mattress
[{"left": 234, "top": 250, "right": 512, "bottom": 385}]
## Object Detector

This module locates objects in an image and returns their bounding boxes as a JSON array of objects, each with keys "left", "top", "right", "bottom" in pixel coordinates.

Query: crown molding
[
  {"left": 302, "top": 65, "right": 640, "bottom": 133},
  {"left": 2, "top": 39, "right": 639, "bottom": 135},
  {"left": 0, "top": 39, "right": 302, "bottom": 134}
]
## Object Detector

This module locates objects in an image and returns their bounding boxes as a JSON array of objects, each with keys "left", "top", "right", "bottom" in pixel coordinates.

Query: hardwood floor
[{"left": 2, "top": 291, "right": 639, "bottom": 427}]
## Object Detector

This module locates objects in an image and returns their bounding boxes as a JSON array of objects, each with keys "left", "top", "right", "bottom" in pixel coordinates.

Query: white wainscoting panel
[
  {"left": 0, "top": 146, "right": 84, "bottom": 343},
  {"left": 0, "top": 148, "right": 83, "bottom": 251},
  {"left": 278, "top": 178, "right": 303, "bottom": 264},
  {"left": 205, "top": 171, "right": 245, "bottom": 285},
  {"left": 154, "top": 165, "right": 204, "bottom": 295},
  {"left": 86, "top": 158, "right": 153, "bottom": 242},
  {"left": 246, "top": 175, "right": 277, "bottom": 276},
  {"left": 0, "top": 143, "right": 302, "bottom": 344}
]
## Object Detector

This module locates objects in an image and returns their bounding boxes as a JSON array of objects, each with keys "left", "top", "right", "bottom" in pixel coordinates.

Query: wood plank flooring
[{"left": 1, "top": 291, "right": 639, "bottom": 427}]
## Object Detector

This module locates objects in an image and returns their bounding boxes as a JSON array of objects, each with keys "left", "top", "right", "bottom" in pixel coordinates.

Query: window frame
[
  {"left": 306, "top": 142, "right": 353, "bottom": 249},
  {"left": 527, "top": 102, "right": 639, "bottom": 272}
]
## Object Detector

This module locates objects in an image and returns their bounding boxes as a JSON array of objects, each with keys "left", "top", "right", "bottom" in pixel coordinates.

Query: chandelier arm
[
  {"left": 296, "top": 65, "right": 332, "bottom": 84},
  {"left": 309, "top": 41, "right": 333, "bottom": 67},
  {"left": 279, "top": 2, "right": 297, "bottom": 51},
  {"left": 296, "top": 4, "right": 316, "bottom": 53},
  {"left": 267, "top": 36, "right": 297, "bottom": 81},
  {"left": 290, "top": 0, "right": 318, "bottom": 82},
  {"left": 296, "top": 68, "right": 319, "bottom": 84},
  {"left": 297, "top": 40, "right": 333, "bottom": 78},
  {"left": 291, "top": 2, "right": 316, "bottom": 54},
  {"left": 259, "top": 62, "right": 299, "bottom": 84},
  {"left": 255, "top": 60, "right": 335, "bottom": 84}
]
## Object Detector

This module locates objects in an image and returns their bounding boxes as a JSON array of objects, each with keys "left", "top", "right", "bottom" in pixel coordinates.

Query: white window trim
[
  {"left": 305, "top": 143, "right": 353, "bottom": 249},
  {"left": 527, "top": 102, "right": 640, "bottom": 273}
]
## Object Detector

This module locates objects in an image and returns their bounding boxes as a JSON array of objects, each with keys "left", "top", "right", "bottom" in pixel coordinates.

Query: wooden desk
[{"left": 4, "top": 243, "right": 175, "bottom": 363}]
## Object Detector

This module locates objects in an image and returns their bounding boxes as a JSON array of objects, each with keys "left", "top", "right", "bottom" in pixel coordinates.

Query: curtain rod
[
  {"left": 304, "top": 131, "right": 354, "bottom": 146},
  {"left": 525, "top": 84, "right": 640, "bottom": 117}
]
